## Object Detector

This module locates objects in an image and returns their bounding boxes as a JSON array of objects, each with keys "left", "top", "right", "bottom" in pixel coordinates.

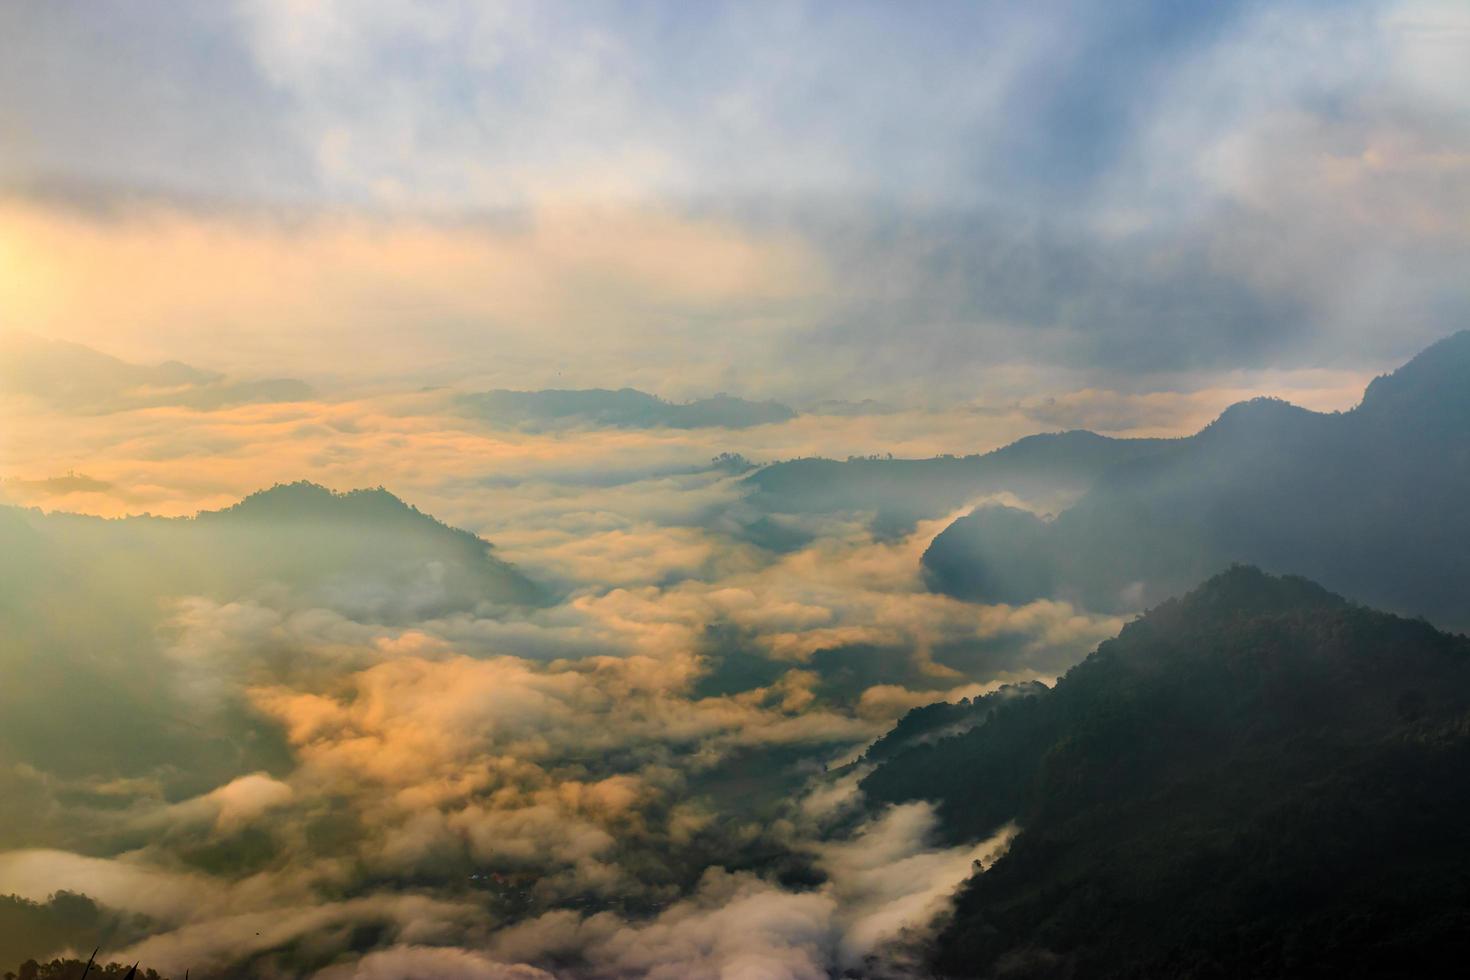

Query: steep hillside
[{"left": 864, "top": 567, "right": 1470, "bottom": 978}]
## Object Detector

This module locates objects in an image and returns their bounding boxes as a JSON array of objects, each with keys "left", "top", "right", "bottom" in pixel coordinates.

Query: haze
[{"left": 2, "top": 3, "right": 1469, "bottom": 978}]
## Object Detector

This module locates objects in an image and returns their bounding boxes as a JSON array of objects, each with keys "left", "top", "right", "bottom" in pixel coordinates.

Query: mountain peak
[
  {"left": 205, "top": 481, "right": 415, "bottom": 524},
  {"left": 1197, "top": 396, "right": 1322, "bottom": 442},
  {"left": 1163, "top": 564, "right": 1348, "bottom": 622},
  {"left": 1358, "top": 329, "right": 1470, "bottom": 421},
  {"left": 865, "top": 567, "right": 1470, "bottom": 977}
]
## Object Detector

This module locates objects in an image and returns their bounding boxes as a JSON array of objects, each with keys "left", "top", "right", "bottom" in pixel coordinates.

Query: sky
[
  {"left": 3, "top": 0, "right": 1465, "bottom": 520},
  {"left": 3, "top": 0, "right": 1466, "bottom": 398},
  {"left": 1, "top": 2, "right": 1469, "bottom": 977}
]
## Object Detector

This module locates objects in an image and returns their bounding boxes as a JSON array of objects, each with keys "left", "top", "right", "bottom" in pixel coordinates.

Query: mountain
[
  {"left": 0, "top": 331, "right": 312, "bottom": 412},
  {"left": 2, "top": 482, "right": 544, "bottom": 623},
  {"left": 858, "top": 681, "right": 1049, "bottom": 765},
  {"left": 0, "top": 484, "right": 542, "bottom": 796},
  {"left": 862, "top": 567, "right": 1470, "bottom": 978},
  {"left": 456, "top": 387, "right": 796, "bottom": 430},
  {"left": 923, "top": 330, "right": 1470, "bottom": 631},
  {"left": 197, "top": 481, "right": 546, "bottom": 613},
  {"left": 743, "top": 431, "right": 1175, "bottom": 537}
]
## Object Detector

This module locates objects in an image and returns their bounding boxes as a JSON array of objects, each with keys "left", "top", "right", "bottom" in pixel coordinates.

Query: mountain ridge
[
  {"left": 742, "top": 430, "right": 1178, "bottom": 537},
  {"left": 922, "top": 330, "right": 1470, "bottom": 630},
  {"left": 862, "top": 566, "right": 1470, "bottom": 977}
]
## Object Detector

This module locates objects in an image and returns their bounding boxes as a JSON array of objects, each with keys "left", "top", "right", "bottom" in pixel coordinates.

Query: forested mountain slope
[{"left": 864, "top": 567, "right": 1470, "bottom": 978}]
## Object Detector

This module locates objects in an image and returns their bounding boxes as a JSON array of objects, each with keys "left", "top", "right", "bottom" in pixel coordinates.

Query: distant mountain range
[
  {"left": 744, "top": 431, "right": 1175, "bottom": 537},
  {"left": 863, "top": 567, "right": 1470, "bottom": 978},
  {"left": 457, "top": 387, "right": 796, "bottom": 430},
  {"left": 923, "top": 330, "right": 1470, "bottom": 631},
  {"left": 0, "top": 332, "right": 312, "bottom": 412}
]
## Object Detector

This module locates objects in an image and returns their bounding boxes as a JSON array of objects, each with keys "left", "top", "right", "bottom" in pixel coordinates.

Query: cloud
[
  {"left": 314, "top": 946, "right": 553, "bottom": 980},
  {"left": 0, "top": 483, "right": 1089, "bottom": 963},
  {"left": 1012, "top": 369, "right": 1372, "bottom": 435},
  {"left": 113, "top": 894, "right": 494, "bottom": 978},
  {"left": 2, "top": 801, "right": 1011, "bottom": 977},
  {"left": 7, "top": 4, "right": 1465, "bottom": 972},
  {"left": 1, "top": 404, "right": 1115, "bottom": 977},
  {"left": 3, "top": 1, "right": 1258, "bottom": 208},
  {"left": 0, "top": 198, "right": 824, "bottom": 386},
  {"left": 148, "top": 773, "right": 295, "bottom": 834},
  {"left": 457, "top": 388, "right": 796, "bottom": 432},
  {"left": 0, "top": 851, "right": 230, "bottom": 924},
  {"left": 817, "top": 804, "right": 1015, "bottom": 968},
  {"left": 8, "top": 2, "right": 1468, "bottom": 393},
  {"left": 480, "top": 802, "right": 1012, "bottom": 978},
  {"left": 0, "top": 331, "right": 313, "bottom": 415}
]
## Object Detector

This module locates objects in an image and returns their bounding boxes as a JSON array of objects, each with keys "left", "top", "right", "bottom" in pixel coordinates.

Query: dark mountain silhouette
[
  {"left": 862, "top": 567, "right": 1470, "bottom": 978},
  {"left": 744, "top": 431, "right": 1175, "bottom": 537},
  {"left": 923, "top": 330, "right": 1470, "bottom": 631},
  {"left": 0, "top": 332, "right": 312, "bottom": 412},
  {"left": 457, "top": 387, "right": 795, "bottom": 430}
]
